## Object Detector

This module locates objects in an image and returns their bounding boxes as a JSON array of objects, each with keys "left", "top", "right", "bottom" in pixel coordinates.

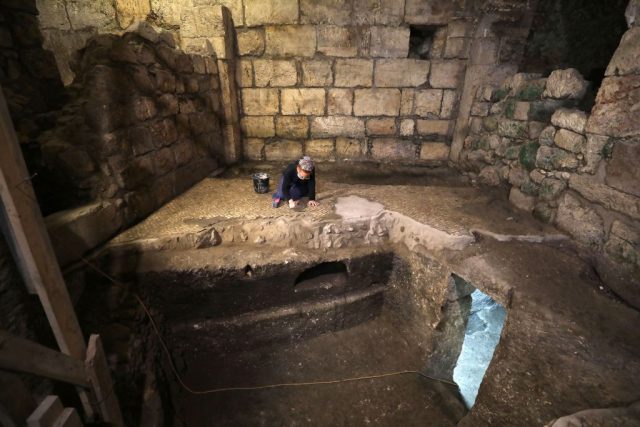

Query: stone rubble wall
[
  {"left": 457, "top": 16, "right": 640, "bottom": 308},
  {"left": 0, "top": 1, "right": 66, "bottom": 153},
  {"left": 39, "top": 23, "right": 224, "bottom": 265}
]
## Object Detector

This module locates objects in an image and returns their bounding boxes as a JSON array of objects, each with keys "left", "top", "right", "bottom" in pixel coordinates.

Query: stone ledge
[{"left": 569, "top": 174, "right": 640, "bottom": 221}]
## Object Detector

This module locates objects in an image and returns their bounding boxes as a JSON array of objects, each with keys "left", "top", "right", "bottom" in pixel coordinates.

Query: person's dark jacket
[{"left": 281, "top": 161, "right": 316, "bottom": 200}]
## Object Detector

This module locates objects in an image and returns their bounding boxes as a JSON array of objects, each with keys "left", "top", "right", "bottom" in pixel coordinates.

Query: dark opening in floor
[{"left": 453, "top": 287, "right": 506, "bottom": 408}]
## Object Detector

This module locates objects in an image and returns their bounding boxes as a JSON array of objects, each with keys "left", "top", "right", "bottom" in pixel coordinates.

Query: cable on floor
[
  {"left": 82, "top": 254, "right": 458, "bottom": 395},
  {"left": 13, "top": 173, "right": 460, "bottom": 396}
]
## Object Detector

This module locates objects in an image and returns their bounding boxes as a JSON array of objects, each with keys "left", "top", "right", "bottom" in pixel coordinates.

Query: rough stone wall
[
  {"left": 0, "top": 0, "right": 66, "bottom": 153},
  {"left": 36, "top": 23, "right": 224, "bottom": 260},
  {"left": 457, "top": 14, "right": 640, "bottom": 309},
  {"left": 36, "top": 0, "right": 149, "bottom": 85},
  {"left": 235, "top": 0, "right": 473, "bottom": 164},
  {"left": 519, "top": 0, "right": 629, "bottom": 82}
]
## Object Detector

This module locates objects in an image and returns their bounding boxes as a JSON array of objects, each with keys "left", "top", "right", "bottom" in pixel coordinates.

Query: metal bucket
[{"left": 252, "top": 172, "right": 270, "bottom": 194}]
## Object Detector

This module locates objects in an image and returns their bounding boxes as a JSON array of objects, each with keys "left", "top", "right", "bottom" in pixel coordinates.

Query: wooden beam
[
  {"left": 0, "top": 87, "right": 86, "bottom": 360},
  {"left": 85, "top": 335, "right": 125, "bottom": 427},
  {"left": 0, "top": 330, "right": 89, "bottom": 388},
  {"left": 26, "top": 396, "right": 63, "bottom": 427}
]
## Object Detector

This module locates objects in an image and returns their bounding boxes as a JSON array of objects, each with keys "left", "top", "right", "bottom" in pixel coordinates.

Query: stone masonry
[
  {"left": 234, "top": 0, "right": 473, "bottom": 163},
  {"left": 34, "top": 22, "right": 224, "bottom": 264},
  {"left": 35, "top": 0, "right": 477, "bottom": 165},
  {"left": 459, "top": 56, "right": 640, "bottom": 308}
]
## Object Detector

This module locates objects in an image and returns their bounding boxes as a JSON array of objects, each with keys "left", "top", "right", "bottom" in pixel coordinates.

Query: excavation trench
[{"left": 80, "top": 243, "right": 507, "bottom": 426}]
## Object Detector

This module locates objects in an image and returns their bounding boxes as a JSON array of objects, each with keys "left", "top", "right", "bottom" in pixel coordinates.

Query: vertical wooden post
[
  {"left": 0, "top": 88, "right": 86, "bottom": 360},
  {"left": 0, "top": 87, "right": 123, "bottom": 424},
  {"left": 85, "top": 335, "right": 125, "bottom": 427}
]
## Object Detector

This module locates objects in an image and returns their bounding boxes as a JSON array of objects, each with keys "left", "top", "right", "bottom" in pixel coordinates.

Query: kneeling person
[{"left": 272, "top": 156, "right": 320, "bottom": 208}]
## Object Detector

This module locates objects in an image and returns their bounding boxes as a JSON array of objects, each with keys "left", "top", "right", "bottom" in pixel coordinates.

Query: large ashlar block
[
  {"left": 353, "top": 0, "right": 404, "bottom": 25},
  {"left": 371, "top": 138, "right": 416, "bottom": 160},
  {"left": 404, "top": 0, "right": 460, "bottom": 25},
  {"left": 237, "top": 28, "right": 265, "bottom": 55},
  {"left": 305, "top": 139, "right": 335, "bottom": 160},
  {"left": 444, "top": 37, "right": 469, "bottom": 59},
  {"left": 265, "top": 139, "right": 303, "bottom": 160},
  {"left": 65, "top": 0, "right": 117, "bottom": 29},
  {"left": 311, "top": 116, "right": 365, "bottom": 137},
  {"left": 414, "top": 90, "right": 443, "bottom": 118},
  {"left": 400, "top": 89, "right": 415, "bottom": 115},
  {"left": 440, "top": 90, "right": 457, "bottom": 118},
  {"left": 116, "top": 0, "right": 152, "bottom": 29},
  {"left": 336, "top": 137, "right": 365, "bottom": 158},
  {"left": 244, "top": 0, "right": 299, "bottom": 26},
  {"left": 447, "top": 19, "right": 471, "bottom": 38},
  {"left": 180, "top": 6, "right": 226, "bottom": 38},
  {"left": 317, "top": 26, "right": 358, "bottom": 57},
  {"left": 302, "top": 60, "right": 333, "bottom": 86},
  {"left": 243, "top": 138, "right": 264, "bottom": 160},
  {"left": 265, "top": 26, "right": 316, "bottom": 57},
  {"left": 281, "top": 88, "right": 325, "bottom": 115},
  {"left": 242, "top": 88, "right": 279, "bottom": 115},
  {"left": 241, "top": 116, "right": 275, "bottom": 137},
  {"left": 420, "top": 142, "right": 450, "bottom": 160},
  {"left": 236, "top": 59, "right": 253, "bottom": 87},
  {"left": 276, "top": 115, "right": 309, "bottom": 138},
  {"left": 366, "top": 118, "right": 397, "bottom": 135},
  {"left": 175, "top": 0, "right": 243, "bottom": 28},
  {"left": 430, "top": 60, "right": 466, "bottom": 89},
  {"left": 327, "top": 89, "right": 353, "bottom": 115},
  {"left": 375, "top": 59, "right": 430, "bottom": 87},
  {"left": 400, "top": 119, "right": 415, "bottom": 136},
  {"left": 416, "top": 119, "right": 451, "bottom": 136},
  {"left": 334, "top": 59, "right": 374, "bottom": 87},
  {"left": 369, "top": 26, "right": 410, "bottom": 58},
  {"left": 253, "top": 59, "right": 298, "bottom": 87},
  {"left": 354, "top": 89, "right": 401, "bottom": 116},
  {"left": 300, "top": 0, "right": 351, "bottom": 25}
]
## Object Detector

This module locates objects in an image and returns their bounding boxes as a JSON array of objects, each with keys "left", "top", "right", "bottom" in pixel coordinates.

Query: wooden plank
[
  {"left": 0, "top": 87, "right": 86, "bottom": 360},
  {"left": 85, "top": 335, "right": 125, "bottom": 427},
  {"left": 53, "top": 408, "right": 83, "bottom": 427},
  {"left": 0, "top": 330, "right": 89, "bottom": 388},
  {"left": 26, "top": 396, "right": 63, "bottom": 427}
]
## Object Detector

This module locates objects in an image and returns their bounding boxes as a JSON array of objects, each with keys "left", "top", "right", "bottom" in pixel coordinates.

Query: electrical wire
[
  {"left": 88, "top": 256, "right": 458, "bottom": 394},
  {"left": 13, "top": 175, "right": 459, "bottom": 395}
]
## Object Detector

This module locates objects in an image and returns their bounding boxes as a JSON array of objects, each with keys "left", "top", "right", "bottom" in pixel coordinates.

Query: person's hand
[
  {"left": 289, "top": 199, "right": 298, "bottom": 208},
  {"left": 308, "top": 200, "right": 320, "bottom": 208}
]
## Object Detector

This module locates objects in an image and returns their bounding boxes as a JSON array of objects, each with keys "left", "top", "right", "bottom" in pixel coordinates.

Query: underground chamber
[{"left": 77, "top": 249, "right": 507, "bottom": 426}]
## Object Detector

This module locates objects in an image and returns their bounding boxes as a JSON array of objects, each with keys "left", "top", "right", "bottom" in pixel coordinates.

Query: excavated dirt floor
[{"left": 94, "top": 162, "right": 640, "bottom": 426}]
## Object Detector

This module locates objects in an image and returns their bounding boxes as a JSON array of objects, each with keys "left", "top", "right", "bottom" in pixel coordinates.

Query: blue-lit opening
[{"left": 453, "top": 289, "right": 506, "bottom": 408}]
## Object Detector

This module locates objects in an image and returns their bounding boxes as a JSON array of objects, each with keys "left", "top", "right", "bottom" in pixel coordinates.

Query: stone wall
[
  {"left": 35, "top": 0, "right": 481, "bottom": 165},
  {"left": 38, "top": 23, "right": 224, "bottom": 265},
  {"left": 35, "top": 0, "right": 545, "bottom": 166},
  {"left": 458, "top": 12, "right": 640, "bottom": 309},
  {"left": 234, "top": 0, "right": 473, "bottom": 163},
  {"left": 0, "top": 0, "right": 66, "bottom": 177},
  {"left": 520, "top": 0, "right": 629, "bottom": 82}
]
